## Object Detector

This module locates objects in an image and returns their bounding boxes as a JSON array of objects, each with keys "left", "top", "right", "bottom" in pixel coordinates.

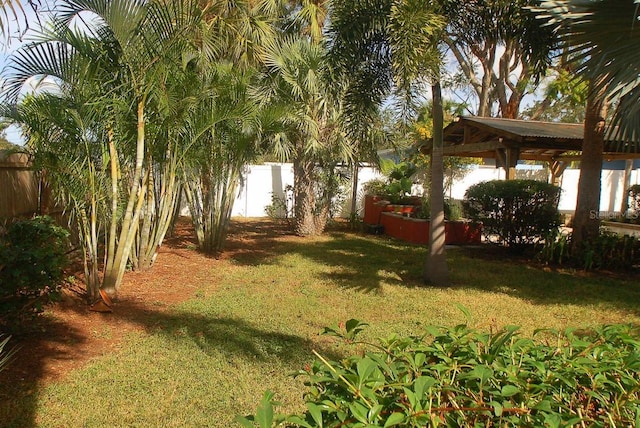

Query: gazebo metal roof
[{"left": 429, "top": 116, "right": 640, "bottom": 162}]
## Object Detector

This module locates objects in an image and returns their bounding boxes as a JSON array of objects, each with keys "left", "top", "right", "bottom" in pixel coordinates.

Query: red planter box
[
  {"left": 364, "top": 195, "right": 389, "bottom": 225},
  {"left": 378, "top": 212, "right": 481, "bottom": 245}
]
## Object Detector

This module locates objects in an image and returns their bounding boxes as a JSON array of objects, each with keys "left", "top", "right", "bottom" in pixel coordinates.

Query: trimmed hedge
[{"left": 463, "top": 180, "right": 561, "bottom": 250}]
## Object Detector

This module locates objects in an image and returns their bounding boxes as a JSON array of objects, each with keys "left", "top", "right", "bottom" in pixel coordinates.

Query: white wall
[
  {"left": 231, "top": 163, "right": 295, "bottom": 217},
  {"left": 179, "top": 163, "right": 640, "bottom": 218}
]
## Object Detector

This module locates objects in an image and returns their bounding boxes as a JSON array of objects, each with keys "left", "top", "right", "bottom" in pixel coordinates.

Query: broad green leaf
[
  {"left": 533, "top": 400, "right": 553, "bottom": 412},
  {"left": 234, "top": 415, "right": 255, "bottom": 428},
  {"left": 414, "top": 376, "right": 436, "bottom": 397},
  {"left": 384, "top": 412, "right": 406, "bottom": 427},
  {"left": 470, "top": 365, "right": 494, "bottom": 384},
  {"left": 501, "top": 385, "right": 520, "bottom": 397},
  {"left": 349, "top": 401, "right": 370, "bottom": 424},
  {"left": 544, "top": 413, "right": 561, "bottom": 428},
  {"left": 490, "top": 400, "right": 503, "bottom": 417},
  {"left": 284, "top": 415, "right": 314, "bottom": 428},
  {"left": 357, "top": 358, "right": 377, "bottom": 383},
  {"left": 256, "top": 391, "right": 274, "bottom": 428},
  {"left": 414, "top": 352, "right": 426, "bottom": 368},
  {"left": 307, "top": 402, "right": 323, "bottom": 428}
]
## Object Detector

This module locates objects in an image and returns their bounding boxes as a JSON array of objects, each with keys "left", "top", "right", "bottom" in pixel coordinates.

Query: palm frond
[{"left": 536, "top": 0, "right": 640, "bottom": 147}]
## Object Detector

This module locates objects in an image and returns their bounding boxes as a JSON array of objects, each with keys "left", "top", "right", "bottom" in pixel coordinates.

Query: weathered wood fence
[{"left": 0, "top": 150, "right": 54, "bottom": 220}]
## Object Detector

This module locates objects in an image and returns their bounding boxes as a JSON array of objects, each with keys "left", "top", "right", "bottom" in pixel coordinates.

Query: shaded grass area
[{"left": 2, "top": 220, "right": 640, "bottom": 427}]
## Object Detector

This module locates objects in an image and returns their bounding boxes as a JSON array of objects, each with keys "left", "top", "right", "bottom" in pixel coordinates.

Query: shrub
[
  {"left": 362, "top": 178, "right": 388, "bottom": 197},
  {"left": 538, "top": 230, "right": 640, "bottom": 271},
  {"left": 362, "top": 162, "right": 418, "bottom": 204},
  {"left": 239, "top": 320, "right": 640, "bottom": 427},
  {"left": 0, "top": 216, "right": 70, "bottom": 331},
  {"left": 463, "top": 180, "right": 561, "bottom": 250},
  {"left": 265, "top": 185, "right": 295, "bottom": 223}
]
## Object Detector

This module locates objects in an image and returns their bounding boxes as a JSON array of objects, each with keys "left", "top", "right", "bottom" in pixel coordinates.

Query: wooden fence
[{"left": 0, "top": 150, "right": 53, "bottom": 220}]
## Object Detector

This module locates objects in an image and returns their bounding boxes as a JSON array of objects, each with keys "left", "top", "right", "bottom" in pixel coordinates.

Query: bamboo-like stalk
[
  {"left": 132, "top": 142, "right": 181, "bottom": 270},
  {"left": 104, "top": 128, "right": 120, "bottom": 284},
  {"left": 103, "top": 99, "right": 147, "bottom": 297}
]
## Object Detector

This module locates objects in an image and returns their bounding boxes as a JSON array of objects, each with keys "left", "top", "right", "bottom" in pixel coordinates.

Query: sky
[{"left": 1, "top": 0, "right": 54, "bottom": 145}]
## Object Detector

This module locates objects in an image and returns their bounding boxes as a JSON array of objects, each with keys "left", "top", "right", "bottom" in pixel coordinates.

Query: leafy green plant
[
  {"left": 362, "top": 178, "right": 388, "bottom": 197},
  {"left": 0, "top": 216, "right": 70, "bottom": 331},
  {"left": 363, "top": 161, "right": 419, "bottom": 204},
  {"left": 265, "top": 185, "right": 295, "bottom": 224},
  {"left": 538, "top": 231, "right": 640, "bottom": 271},
  {"left": 240, "top": 319, "right": 640, "bottom": 427},
  {"left": 463, "top": 180, "right": 561, "bottom": 251},
  {"left": 417, "top": 198, "right": 463, "bottom": 221}
]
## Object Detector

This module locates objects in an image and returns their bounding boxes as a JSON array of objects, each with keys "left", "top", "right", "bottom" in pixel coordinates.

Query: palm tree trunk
[
  {"left": 102, "top": 99, "right": 147, "bottom": 297},
  {"left": 104, "top": 129, "right": 119, "bottom": 285},
  {"left": 571, "top": 82, "right": 607, "bottom": 252},
  {"left": 293, "top": 157, "right": 320, "bottom": 236},
  {"left": 424, "top": 80, "right": 450, "bottom": 286}
]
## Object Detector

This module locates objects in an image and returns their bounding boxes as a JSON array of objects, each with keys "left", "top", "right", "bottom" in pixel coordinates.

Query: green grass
[{"left": 2, "top": 222, "right": 640, "bottom": 427}]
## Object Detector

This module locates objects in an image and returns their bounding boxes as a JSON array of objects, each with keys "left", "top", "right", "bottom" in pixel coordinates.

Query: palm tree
[
  {"left": 255, "top": 36, "right": 353, "bottom": 236},
  {"left": 2, "top": 0, "right": 203, "bottom": 300},
  {"left": 328, "top": 0, "right": 450, "bottom": 285},
  {"left": 0, "top": 0, "right": 34, "bottom": 45},
  {"left": 536, "top": 0, "right": 640, "bottom": 249},
  {"left": 181, "top": 64, "right": 262, "bottom": 253}
]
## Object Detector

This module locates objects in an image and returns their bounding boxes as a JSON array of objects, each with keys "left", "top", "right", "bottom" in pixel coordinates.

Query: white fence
[{"left": 200, "top": 163, "right": 640, "bottom": 218}]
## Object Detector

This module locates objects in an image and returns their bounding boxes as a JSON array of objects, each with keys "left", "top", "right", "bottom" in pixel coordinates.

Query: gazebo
[{"left": 422, "top": 116, "right": 640, "bottom": 183}]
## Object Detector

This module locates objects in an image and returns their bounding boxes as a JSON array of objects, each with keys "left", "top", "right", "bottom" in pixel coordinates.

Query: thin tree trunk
[
  {"left": 424, "top": 80, "right": 450, "bottom": 286},
  {"left": 571, "top": 82, "right": 607, "bottom": 252},
  {"left": 350, "top": 159, "right": 359, "bottom": 219}
]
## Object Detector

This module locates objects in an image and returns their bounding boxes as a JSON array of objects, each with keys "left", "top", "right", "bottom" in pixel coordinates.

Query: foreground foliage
[{"left": 240, "top": 319, "right": 640, "bottom": 427}]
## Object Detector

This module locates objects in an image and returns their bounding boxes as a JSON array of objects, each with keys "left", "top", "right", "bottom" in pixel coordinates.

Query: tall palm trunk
[
  {"left": 571, "top": 81, "right": 607, "bottom": 252},
  {"left": 293, "top": 156, "right": 325, "bottom": 236},
  {"left": 424, "top": 80, "right": 450, "bottom": 286}
]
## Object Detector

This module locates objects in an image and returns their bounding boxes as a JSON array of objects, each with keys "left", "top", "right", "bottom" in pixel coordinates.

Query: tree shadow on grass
[
  {"left": 0, "top": 316, "right": 87, "bottom": 428},
  {"left": 115, "top": 299, "right": 343, "bottom": 364},
  {"left": 244, "top": 230, "right": 428, "bottom": 293},
  {"left": 0, "top": 298, "right": 344, "bottom": 428},
  {"left": 234, "top": 225, "right": 640, "bottom": 317}
]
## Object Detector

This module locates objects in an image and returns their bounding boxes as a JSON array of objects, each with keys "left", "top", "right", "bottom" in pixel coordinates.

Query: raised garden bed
[{"left": 378, "top": 212, "right": 482, "bottom": 245}]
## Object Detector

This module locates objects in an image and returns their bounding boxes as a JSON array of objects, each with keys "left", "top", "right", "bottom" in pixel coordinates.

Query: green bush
[
  {"left": 538, "top": 230, "right": 640, "bottom": 271},
  {"left": 362, "top": 162, "right": 418, "bottom": 204},
  {"left": 0, "top": 216, "right": 70, "bottom": 331},
  {"left": 463, "top": 180, "right": 561, "bottom": 250},
  {"left": 239, "top": 320, "right": 640, "bottom": 427}
]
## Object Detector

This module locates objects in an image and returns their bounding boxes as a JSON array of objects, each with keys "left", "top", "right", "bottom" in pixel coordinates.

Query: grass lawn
[{"left": 2, "top": 219, "right": 639, "bottom": 427}]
